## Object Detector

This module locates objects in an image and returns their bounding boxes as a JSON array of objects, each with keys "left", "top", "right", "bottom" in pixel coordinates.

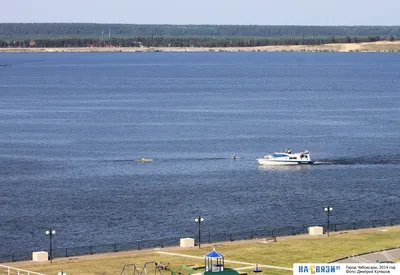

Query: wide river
[{"left": 0, "top": 52, "right": 399, "bottom": 254}]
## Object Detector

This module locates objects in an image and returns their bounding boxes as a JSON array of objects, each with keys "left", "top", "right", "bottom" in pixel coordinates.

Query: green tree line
[
  {"left": 0, "top": 36, "right": 390, "bottom": 48},
  {"left": 1, "top": 23, "right": 400, "bottom": 40}
]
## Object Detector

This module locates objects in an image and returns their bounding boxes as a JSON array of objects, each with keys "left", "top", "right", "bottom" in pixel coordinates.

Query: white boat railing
[{"left": 0, "top": 264, "right": 45, "bottom": 275}]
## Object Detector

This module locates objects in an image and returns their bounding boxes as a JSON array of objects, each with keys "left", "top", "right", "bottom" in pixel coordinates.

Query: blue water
[{"left": 0, "top": 52, "right": 399, "bottom": 254}]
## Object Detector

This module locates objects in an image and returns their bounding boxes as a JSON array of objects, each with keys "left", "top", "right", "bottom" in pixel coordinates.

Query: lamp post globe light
[
  {"left": 194, "top": 216, "right": 204, "bottom": 248},
  {"left": 45, "top": 228, "right": 56, "bottom": 262},
  {"left": 324, "top": 207, "right": 333, "bottom": 236}
]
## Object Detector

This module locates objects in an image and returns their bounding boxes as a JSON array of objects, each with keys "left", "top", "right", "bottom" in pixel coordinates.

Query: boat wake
[{"left": 314, "top": 156, "right": 400, "bottom": 165}]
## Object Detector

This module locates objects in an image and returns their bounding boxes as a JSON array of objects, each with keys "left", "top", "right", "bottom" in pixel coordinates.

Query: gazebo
[{"left": 204, "top": 248, "right": 225, "bottom": 272}]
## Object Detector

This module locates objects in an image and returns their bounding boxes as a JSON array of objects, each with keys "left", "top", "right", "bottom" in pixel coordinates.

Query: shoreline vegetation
[{"left": 1, "top": 41, "right": 400, "bottom": 53}]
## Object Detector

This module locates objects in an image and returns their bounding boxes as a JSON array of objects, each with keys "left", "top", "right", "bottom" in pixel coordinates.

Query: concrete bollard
[
  {"left": 308, "top": 226, "right": 324, "bottom": 236},
  {"left": 180, "top": 238, "right": 195, "bottom": 248}
]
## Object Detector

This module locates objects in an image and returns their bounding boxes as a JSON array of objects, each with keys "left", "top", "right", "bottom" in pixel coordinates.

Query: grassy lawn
[{"left": 8, "top": 226, "right": 400, "bottom": 275}]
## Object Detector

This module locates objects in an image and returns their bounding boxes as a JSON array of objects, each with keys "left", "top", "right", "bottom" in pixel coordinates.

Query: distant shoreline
[{"left": 1, "top": 41, "right": 400, "bottom": 53}]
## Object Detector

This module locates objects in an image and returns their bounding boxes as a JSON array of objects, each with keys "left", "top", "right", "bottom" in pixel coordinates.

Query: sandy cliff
[{"left": 1, "top": 41, "right": 400, "bottom": 53}]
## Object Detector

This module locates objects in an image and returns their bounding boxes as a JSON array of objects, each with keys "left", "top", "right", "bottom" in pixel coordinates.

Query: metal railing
[
  {"left": 0, "top": 264, "right": 45, "bottom": 275},
  {"left": 1, "top": 217, "right": 399, "bottom": 263}
]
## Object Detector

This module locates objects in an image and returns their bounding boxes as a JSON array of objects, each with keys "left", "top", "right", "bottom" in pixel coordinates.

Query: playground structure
[
  {"left": 252, "top": 264, "right": 262, "bottom": 273},
  {"left": 203, "top": 248, "right": 243, "bottom": 275},
  {"left": 204, "top": 249, "right": 225, "bottom": 272},
  {"left": 120, "top": 261, "right": 165, "bottom": 275},
  {"left": 182, "top": 264, "right": 205, "bottom": 271},
  {"left": 120, "top": 261, "right": 191, "bottom": 275}
]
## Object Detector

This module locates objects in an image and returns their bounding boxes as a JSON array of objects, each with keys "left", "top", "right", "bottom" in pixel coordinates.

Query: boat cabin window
[
  {"left": 273, "top": 153, "right": 288, "bottom": 158},
  {"left": 289, "top": 157, "right": 297, "bottom": 160}
]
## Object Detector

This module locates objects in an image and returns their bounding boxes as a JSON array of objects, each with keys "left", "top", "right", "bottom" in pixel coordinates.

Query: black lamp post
[
  {"left": 45, "top": 228, "right": 56, "bottom": 262},
  {"left": 195, "top": 216, "right": 204, "bottom": 248},
  {"left": 324, "top": 207, "right": 333, "bottom": 236}
]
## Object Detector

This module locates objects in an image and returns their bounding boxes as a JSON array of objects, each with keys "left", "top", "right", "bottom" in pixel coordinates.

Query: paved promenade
[{"left": 334, "top": 248, "right": 400, "bottom": 263}]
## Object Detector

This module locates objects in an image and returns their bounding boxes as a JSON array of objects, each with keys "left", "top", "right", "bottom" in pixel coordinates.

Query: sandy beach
[{"left": 1, "top": 41, "right": 400, "bottom": 53}]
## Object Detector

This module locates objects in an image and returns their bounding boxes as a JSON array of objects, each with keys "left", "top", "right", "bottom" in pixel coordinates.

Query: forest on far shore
[
  {"left": 0, "top": 23, "right": 399, "bottom": 47},
  {"left": 1, "top": 23, "right": 400, "bottom": 39}
]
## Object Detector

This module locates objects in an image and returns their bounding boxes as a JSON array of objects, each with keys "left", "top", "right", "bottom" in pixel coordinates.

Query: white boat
[{"left": 257, "top": 149, "right": 313, "bottom": 165}]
